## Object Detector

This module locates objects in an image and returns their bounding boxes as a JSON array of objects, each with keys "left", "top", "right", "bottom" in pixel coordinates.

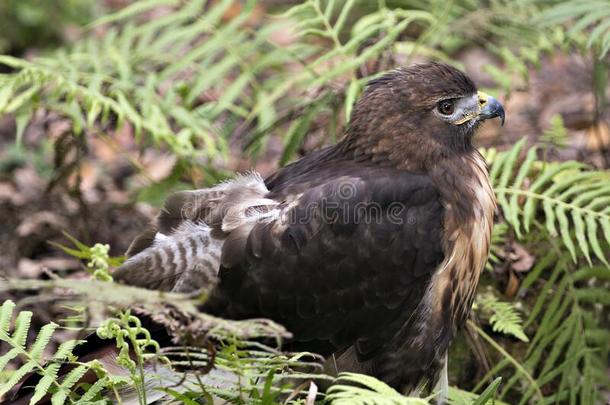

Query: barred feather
[{"left": 113, "top": 172, "right": 278, "bottom": 293}]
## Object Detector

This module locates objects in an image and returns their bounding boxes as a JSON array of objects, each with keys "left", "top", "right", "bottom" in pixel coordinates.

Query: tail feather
[
  {"left": 114, "top": 221, "right": 222, "bottom": 293},
  {"left": 114, "top": 172, "right": 276, "bottom": 293}
]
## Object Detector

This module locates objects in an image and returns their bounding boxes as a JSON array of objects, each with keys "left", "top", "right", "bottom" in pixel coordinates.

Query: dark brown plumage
[
  {"left": 117, "top": 62, "right": 503, "bottom": 393},
  {"left": 8, "top": 62, "right": 505, "bottom": 404}
]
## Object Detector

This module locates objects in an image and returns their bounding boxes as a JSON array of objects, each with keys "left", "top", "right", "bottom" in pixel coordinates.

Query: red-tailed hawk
[{"left": 114, "top": 62, "right": 504, "bottom": 395}]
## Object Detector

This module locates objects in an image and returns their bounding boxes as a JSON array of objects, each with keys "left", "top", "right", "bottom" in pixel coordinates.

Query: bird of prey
[{"left": 113, "top": 62, "right": 505, "bottom": 396}]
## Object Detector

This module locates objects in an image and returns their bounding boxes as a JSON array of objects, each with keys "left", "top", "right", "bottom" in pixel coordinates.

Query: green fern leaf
[
  {"left": 74, "top": 378, "right": 107, "bottom": 403},
  {"left": 448, "top": 378, "right": 508, "bottom": 405},
  {"left": 0, "top": 300, "right": 89, "bottom": 401},
  {"left": 491, "top": 138, "right": 610, "bottom": 263},
  {"left": 478, "top": 255, "right": 609, "bottom": 404},
  {"left": 0, "top": 362, "right": 36, "bottom": 397},
  {"left": 29, "top": 323, "right": 59, "bottom": 362},
  {"left": 0, "top": 348, "right": 21, "bottom": 374},
  {"left": 542, "top": 0, "right": 610, "bottom": 57},
  {"left": 0, "top": 300, "right": 15, "bottom": 333},
  {"left": 30, "top": 363, "right": 61, "bottom": 405},
  {"left": 51, "top": 365, "right": 90, "bottom": 405},
  {"left": 52, "top": 340, "right": 80, "bottom": 361},
  {"left": 60, "top": 364, "right": 89, "bottom": 390},
  {"left": 12, "top": 310, "right": 33, "bottom": 349},
  {"left": 477, "top": 294, "right": 529, "bottom": 342},
  {"left": 327, "top": 372, "right": 430, "bottom": 405}
]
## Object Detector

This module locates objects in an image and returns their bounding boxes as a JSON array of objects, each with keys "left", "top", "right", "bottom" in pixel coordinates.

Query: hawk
[{"left": 113, "top": 62, "right": 505, "bottom": 395}]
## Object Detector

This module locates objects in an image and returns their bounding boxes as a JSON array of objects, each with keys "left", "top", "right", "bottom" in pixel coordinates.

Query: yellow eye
[{"left": 437, "top": 99, "right": 455, "bottom": 115}]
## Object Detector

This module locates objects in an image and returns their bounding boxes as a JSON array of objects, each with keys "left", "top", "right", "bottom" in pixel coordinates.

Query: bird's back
[{"left": 203, "top": 147, "right": 446, "bottom": 358}]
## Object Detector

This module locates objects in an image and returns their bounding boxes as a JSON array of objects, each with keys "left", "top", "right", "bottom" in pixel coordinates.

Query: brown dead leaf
[
  {"left": 539, "top": 93, "right": 595, "bottom": 131},
  {"left": 222, "top": 1, "right": 264, "bottom": 26},
  {"left": 586, "top": 121, "right": 610, "bottom": 151},
  {"left": 503, "top": 242, "right": 534, "bottom": 298},
  {"left": 461, "top": 48, "right": 499, "bottom": 88},
  {"left": 140, "top": 151, "right": 176, "bottom": 182},
  {"left": 17, "top": 211, "right": 68, "bottom": 237},
  {"left": 48, "top": 119, "right": 72, "bottom": 140},
  {"left": 13, "top": 166, "right": 45, "bottom": 201},
  {"left": 17, "top": 257, "right": 80, "bottom": 278},
  {"left": 17, "top": 258, "right": 41, "bottom": 278},
  {"left": 91, "top": 136, "right": 121, "bottom": 165},
  {"left": 106, "top": 189, "right": 130, "bottom": 204},
  {"left": 114, "top": 121, "right": 136, "bottom": 149},
  {"left": 508, "top": 243, "right": 535, "bottom": 273},
  {"left": 70, "top": 161, "right": 98, "bottom": 192},
  {"left": 306, "top": 381, "right": 318, "bottom": 405},
  {"left": 504, "top": 271, "right": 520, "bottom": 299},
  {"left": 0, "top": 182, "right": 26, "bottom": 205}
]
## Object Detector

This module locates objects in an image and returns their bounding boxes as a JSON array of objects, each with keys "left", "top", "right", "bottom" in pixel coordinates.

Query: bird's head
[{"left": 343, "top": 62, "right": 505, "bottom": 170}]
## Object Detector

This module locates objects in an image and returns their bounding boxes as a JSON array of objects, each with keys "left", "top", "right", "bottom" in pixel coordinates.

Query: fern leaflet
[
  {"left": 488, "top": 138, "right": 610, "bottom": 264},
  {"left": 477, "top": 294, "right": 529, "bottom": 342},
  {"left": 0, "top": 300, "right": 103, "bottom": 404}
]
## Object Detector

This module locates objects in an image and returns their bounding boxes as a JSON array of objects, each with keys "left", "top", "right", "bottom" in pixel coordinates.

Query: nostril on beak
[
  {"left": 479, "top": 95, "right": 505, "bottom": 126},
  {"left": 477, "top": 91, "right": 489, "bottom": 109}
]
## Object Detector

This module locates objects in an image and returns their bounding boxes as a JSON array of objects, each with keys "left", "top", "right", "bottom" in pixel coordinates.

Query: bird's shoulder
[{"left": 265, "top": 146, "right": 440, "bottom": 205}]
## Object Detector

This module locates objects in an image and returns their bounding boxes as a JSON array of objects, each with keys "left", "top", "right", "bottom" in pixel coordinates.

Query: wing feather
[
  {"left": 113, "top": 173, "right": 277, "bottom": 293},
  {"left": 204, "top": 167, "right": 445, "bottom": 361}
]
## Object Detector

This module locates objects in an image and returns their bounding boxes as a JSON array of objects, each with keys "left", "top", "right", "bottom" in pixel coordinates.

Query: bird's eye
[{"left": 437, "top": 100, "right": 455, "bottom": 116}]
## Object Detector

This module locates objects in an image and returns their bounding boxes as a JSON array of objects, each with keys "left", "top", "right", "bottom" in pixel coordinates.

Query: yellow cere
[
  {"left": 453, "top": 91, "right": 490, "bottom": 125},
  {"left": 477, "top": 91, "right": 489, "bottom": 107}
]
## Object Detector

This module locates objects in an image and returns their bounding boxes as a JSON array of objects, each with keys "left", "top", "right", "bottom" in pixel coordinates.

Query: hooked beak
[{"left": 478, "top": 91, "right": 505, "bottom": 126}]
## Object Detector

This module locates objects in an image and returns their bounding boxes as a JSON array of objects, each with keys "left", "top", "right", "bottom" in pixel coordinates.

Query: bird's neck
[
  {"left": 336, "top": 128, "right": 475, "bottom": 173},
  {"left": 430, "top": 151, "right": 493, "bottom": 219}
]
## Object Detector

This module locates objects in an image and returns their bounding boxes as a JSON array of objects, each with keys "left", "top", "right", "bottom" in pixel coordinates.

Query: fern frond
[
  {"left": 448, "top": 377, "right": 506, "bottom": 405},
  {"left": 74, "top": 378, "right": 108, "bottom": 403},
  {"left": 0, "top": 0, "right": 441, "bottom": 164},
  {"left": 29, "top": 322, "right": 59, "bottom": 362},
  {"left": 0, "top": 300, "right": 87, "bottom": 403},
  {"left": 51, "top": 365, "right": 90, "bottom": 405},
  {"left": 1, "top": 361, "right": 37, "bottom": 399},
  {"left": 475, "top": 253, "right": 610, "bottom": 404},
  {"left": 0, "top": 0, "right": 289, "bottom": 159},
  {"left": 489, "top": 138, "right": 610, "bottom": 264},
  {"left": 477, "top": 294, "right": 529, "bottom": 342},
  {"left": 542, "top": 0, "right": 610, "bottom": 57},
  {"left": 326, "top": 372, "right": 430, "bottom": 405},
  {"left": 326, "top": 372, "right": 506, "bottom": 405},
  {"left": 486, "top": 222, "right": 509, "bottom": 271},
  {"left": 29, "top": 364, "right": 61, "bottom": 405},
  {"left": 541, "top": 114, "right": 568, "bottom": 148}
]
